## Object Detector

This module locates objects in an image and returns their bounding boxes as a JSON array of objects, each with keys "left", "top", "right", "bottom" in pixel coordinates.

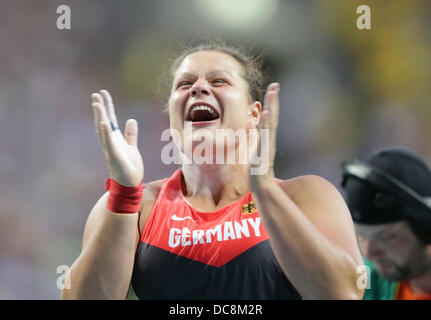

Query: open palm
[{"left": 91, "top": 90, "right": 144, "bottom": 187}]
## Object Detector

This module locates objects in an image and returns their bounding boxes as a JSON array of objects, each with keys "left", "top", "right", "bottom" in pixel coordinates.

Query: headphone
[{"left": 341, "top": 159, "right": 431, "bottom": 232}]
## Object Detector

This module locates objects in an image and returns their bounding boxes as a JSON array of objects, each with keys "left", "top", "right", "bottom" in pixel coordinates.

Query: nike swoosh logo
[{"left": 171, "top": 214, "right": 197, "bottom": 223}]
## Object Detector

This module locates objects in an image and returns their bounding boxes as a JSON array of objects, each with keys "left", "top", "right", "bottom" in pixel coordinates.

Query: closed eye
[
  {"left": 378, "top": 232, "right": 396, "bottom": 242},
  {"left": 212, "top": 79, "right": 229, "bottom": 85},
  {"left": 176, "top": 81, "right": 193, "bottom": 88}
]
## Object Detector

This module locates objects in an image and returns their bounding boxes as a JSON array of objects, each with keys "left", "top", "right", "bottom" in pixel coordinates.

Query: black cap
[{"left": 343, "top": 147, "right": 431, "bottom": 225}]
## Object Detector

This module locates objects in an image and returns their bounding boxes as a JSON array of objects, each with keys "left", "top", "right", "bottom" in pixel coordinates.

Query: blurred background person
[
  {"left": 1, "top": 0, "right": 431, "bottom": 298},
  {"left": 341, "top": 147, "right": 431, "bottom": 300}
]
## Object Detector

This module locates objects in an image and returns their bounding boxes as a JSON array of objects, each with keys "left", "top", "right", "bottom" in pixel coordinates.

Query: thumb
[{"left": 124, "top": 119, "right": 138, "bottom": 147}]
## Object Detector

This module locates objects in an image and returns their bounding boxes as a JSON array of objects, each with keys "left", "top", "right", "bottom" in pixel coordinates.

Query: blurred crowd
[{"left": 0, "top": 0, "right": 430, "bottom": 299}]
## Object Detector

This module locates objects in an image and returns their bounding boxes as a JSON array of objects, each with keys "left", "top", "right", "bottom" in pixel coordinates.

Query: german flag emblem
[{"left": 241, "top": 201, "right": 257, "bottom": 214}]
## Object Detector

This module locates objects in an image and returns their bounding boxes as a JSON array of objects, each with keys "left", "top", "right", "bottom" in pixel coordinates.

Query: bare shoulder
[
  {"left": 277, "top": 175, "right": 343, "bottom": 204},
  {"left": 141, "top": 179, "right": 164, "bottom": 203},
  {"left": 277, "top": 175, "right": 362, "bottom": 264},
  {"left": 276, "top": 174, "right": 350, "bottom": 223}
]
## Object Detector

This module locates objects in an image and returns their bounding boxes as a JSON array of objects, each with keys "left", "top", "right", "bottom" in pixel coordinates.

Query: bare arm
[
  {"left": 62, "top": 90, "right": 146, "bottom": 299},
  {"left": 249, "top": 83, "right": 363, "bottom": 299},
  {"left": 251, "top": 176, "right": 364, "bottom": 299},
  {"left": 62, "top": 193, "right": 140, "bottom": 299}
]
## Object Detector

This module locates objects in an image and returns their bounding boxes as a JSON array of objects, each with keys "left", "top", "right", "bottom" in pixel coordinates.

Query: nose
[{"left": 191, "top": 80, "right": 210, "bottom": 97}]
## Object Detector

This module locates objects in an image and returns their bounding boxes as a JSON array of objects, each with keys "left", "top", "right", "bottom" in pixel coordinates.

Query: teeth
[
  {"left": 189, "top": 104, "right": 221, "bottom": 121},
  {"left": 191, "top": 105, "right": 215, "bottom": 114}
]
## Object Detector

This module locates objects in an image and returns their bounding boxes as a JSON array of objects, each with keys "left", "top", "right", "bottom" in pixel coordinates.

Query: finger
[
  {"left": 91, "top": 93, "right": 97, "bottom": 104},
  {"left": 91, "top": 94, "right": 103, "bottom": 140},
  {"left": 262, "top": 83, "right": 280, "bottom": 132},
  {"left": 247, "top": 120, "right": 259, "bottom": 155},
  {"left": 262, "top": 87, "right": 272, "bottom": 130},
  {"left": 100, "top": 90, "right": 119, "bottom": 129},
  {"left": 100, "top": 121, "right": 115, "bottom": 154},
  {"left": 92, "top": 93, "right": 110, "bottom": 123},
  {"left": 98, "top": 97, "right": 111, "bottom": 129},
  {"left": 92, "top": 103, "right": 107, "bottom": 147},
  {"left": 263, "top": 83, "right": 279, "bottom": 115},
  {"left": 91, "top": 92, "right": 103, "bottom": 104},
  {"left": 92, "top": 102, "right": 101, "bottom": 138},
  {"left": 260, "top": 109, "right": 271, "bottom": 130},
  {"left": 91, "top": 94, "right": 100, "bottom": 130},
  {"left": 269, "top": 83, "right": 280, "bottom": 129},
  {"left": 124, "top": 119, "right": 138, "bottom": 147},
  {"left": 259, "top": 111, "right": 271, "bottom": 160},
  {"left": 263, "top": 83, "right": 280, "bottom": 167},
  {"left": 246, "top": 118, "right": 257, "bottom": 150}
]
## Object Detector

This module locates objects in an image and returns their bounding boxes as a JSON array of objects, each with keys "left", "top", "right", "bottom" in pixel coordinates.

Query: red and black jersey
[{"left": 131, "top": 169, "right": 301, "bottom": 299}]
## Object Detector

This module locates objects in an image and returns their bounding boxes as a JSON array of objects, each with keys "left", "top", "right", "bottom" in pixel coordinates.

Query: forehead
[
  {"left": 355, "top": 221, "right": 406, "bottom": 238},
  {"left": 174, "top": 50, "right": 244, "bottom": 78}
]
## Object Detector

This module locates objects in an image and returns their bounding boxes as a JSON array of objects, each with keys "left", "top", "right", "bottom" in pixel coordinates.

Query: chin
[
  {"left": 382, "top": 272, "right": 407, "bottom": 282},
  {"left": 378, "top": 265, "right": 411, "bottom": 282},
  {"left": 181, "top": 138, "right": 245, "bottom": 166}
]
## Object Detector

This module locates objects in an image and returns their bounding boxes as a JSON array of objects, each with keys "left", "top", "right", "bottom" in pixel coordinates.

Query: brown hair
[{"left": 161, "top": 39, "right": 266, "bottom": 109}]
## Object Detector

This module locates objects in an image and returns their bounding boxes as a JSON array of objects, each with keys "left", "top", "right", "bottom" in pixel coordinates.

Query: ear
[{"left": 248, "top": 101, "right": 262, "bottom": 127}]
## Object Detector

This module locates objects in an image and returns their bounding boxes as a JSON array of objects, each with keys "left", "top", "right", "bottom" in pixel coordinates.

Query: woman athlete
[{"left": 62, "top": 42, "right": 364, "bottom": 300}]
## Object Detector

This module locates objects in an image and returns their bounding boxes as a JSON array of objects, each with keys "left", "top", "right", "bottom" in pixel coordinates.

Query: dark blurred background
[{"left": 1, "top": 0, "right": 430, "bottom": 299}]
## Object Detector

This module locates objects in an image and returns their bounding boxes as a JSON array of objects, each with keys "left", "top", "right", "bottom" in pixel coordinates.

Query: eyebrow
[
  {"left": 375, "top": 229, "right": 392, "bottom": 239},
  {"left": 175, "top": 70, "right": 234, "bottom": 80},
  {"left": 375, "top": 224, "right": 403, "bottom": 239},
  {"left": 207, "top": 70, "right": 234, "bottom": 77}
]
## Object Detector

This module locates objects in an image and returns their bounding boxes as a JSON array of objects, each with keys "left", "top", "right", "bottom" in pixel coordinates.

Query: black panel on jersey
[{"left": 131, "top": 240, "right": 302, "bottom": 300}]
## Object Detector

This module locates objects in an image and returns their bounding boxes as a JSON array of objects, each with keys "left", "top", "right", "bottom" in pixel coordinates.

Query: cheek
[
  {"left": 391, "top": 237, "right": 407, "bottom": 248},
  {"left": 386, "top": 235, "right": 414, "bottom": 261},
  {"left": 221, "top": 92, "right": 249, "bottom": 123},
  {"left": 168, "top": 93, "right": 187, "bottom": 120},
  {"left": 169, "top": 90, "right": 188, "bottom": 110},
  {"left": 217, "top": 86, "right": 248, "bottom": 106}
]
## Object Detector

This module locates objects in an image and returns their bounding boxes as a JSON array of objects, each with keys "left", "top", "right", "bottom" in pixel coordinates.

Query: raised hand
[
  {"left": 91, "top": 90, "right": 144, "bottom": 187},
  {"left": 248, "top": 83, "right": 280, "bottom": 184}
]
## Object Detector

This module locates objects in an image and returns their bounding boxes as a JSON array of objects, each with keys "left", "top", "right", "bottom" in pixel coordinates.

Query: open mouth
[{"left": 186, "top": 104, "right": 221, "bottom": 122}]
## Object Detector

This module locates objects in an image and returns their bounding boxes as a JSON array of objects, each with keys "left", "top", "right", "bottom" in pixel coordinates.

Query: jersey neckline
[{"left": 173, "top": 169, "right": 252, "bottom": 215}]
